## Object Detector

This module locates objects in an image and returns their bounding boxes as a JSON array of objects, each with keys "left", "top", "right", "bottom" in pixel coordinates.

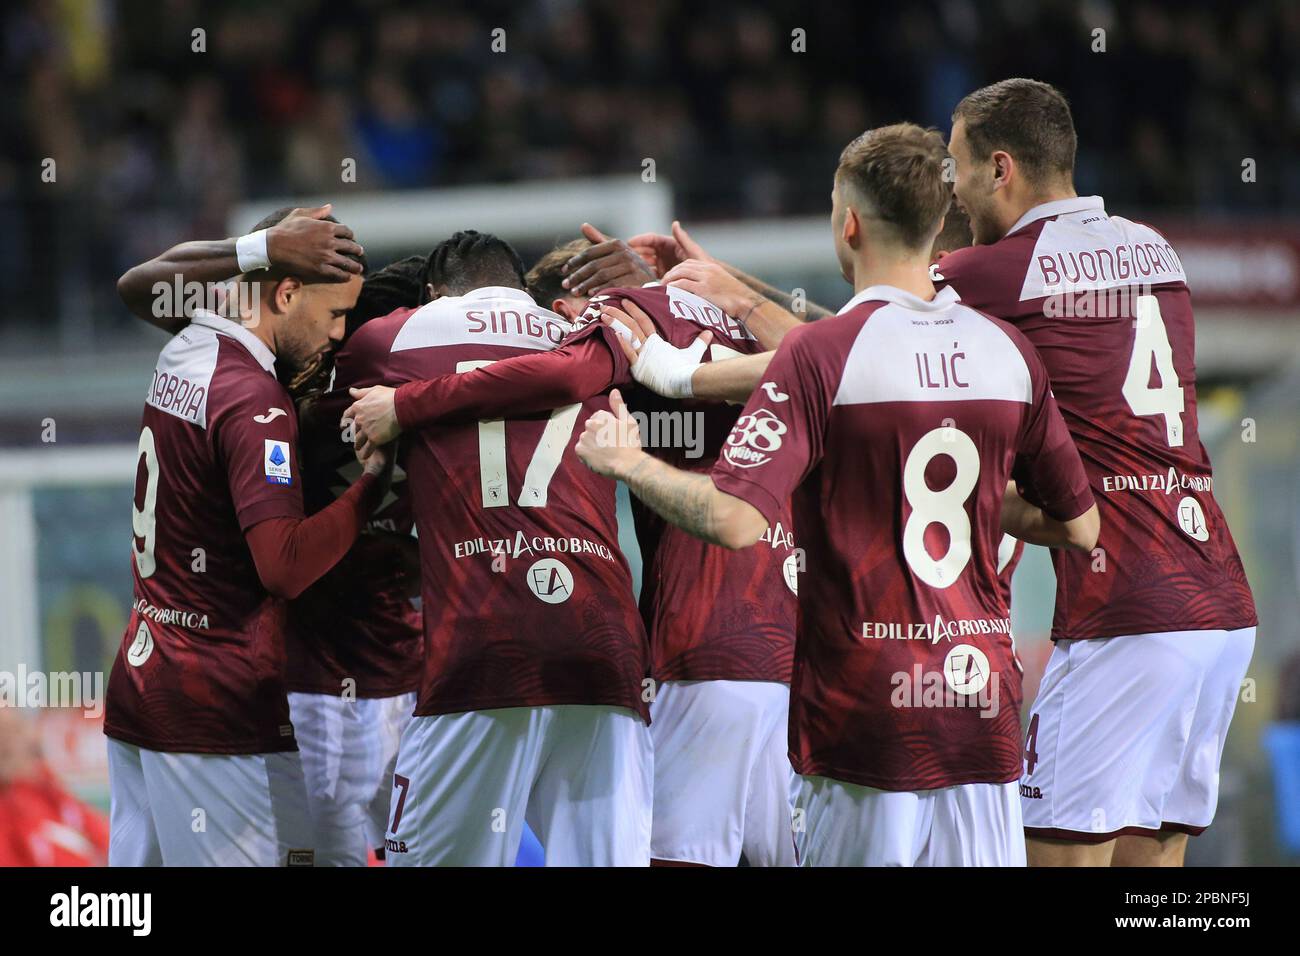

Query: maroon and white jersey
[
  {"left": 284, "top": 343, "right": 423, "bottom": 700},
  {"left": 106, "top": 313, "right": 302, "bottom": 754},
  {"left": 351, "top": 288, "right": 649, "bottom": 719},
  {"left": 936, "top": 196, "right": 1256, "bottom": 641},
  {"left": 711, "top": 285, "right": 1094, "bottom": 791},
  {"left": 576, "top": 284, "right": 797, "bottom": 684},
  {"left": 996, "top": 534, "right": 1025, "bottom": 608}
]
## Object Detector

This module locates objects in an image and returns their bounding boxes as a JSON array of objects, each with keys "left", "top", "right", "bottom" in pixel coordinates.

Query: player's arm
[
  {"left": 116, "top": 205, "right": 364, "bottom": 333},
  {"left": 599, "top": 300, "right": 770, "bottom": 403},
  {"left": 576, "top": 390, "right": 768, "bottom": 550},
  {"left": 342, "top": 332, "right": 628, "bottom": 456},
  {"left": 244, "top": 448, "right": 391, "bottom": 600},
  {"left": 662, "top": 259, "right": 809, "bottom": 350},
  {"left": 716, "top": 265, "right": 834, "bottom": 322},
  {"left": 580, "top": 324, "right": 823, "bottom": 550},
  {"left": 1000, "top": 480, "right": 1099, "bottom": 551},
  {"left": 219, "top": 375, "right": 388, "bottom": 601},
  {"left": 1006, "top": 347, "right": 1101, "bottom": 552}
]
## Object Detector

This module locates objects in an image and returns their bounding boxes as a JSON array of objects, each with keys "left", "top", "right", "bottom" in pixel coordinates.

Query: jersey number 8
[{"left": 902, "top": 425, "right": 980, "bottom": 589}]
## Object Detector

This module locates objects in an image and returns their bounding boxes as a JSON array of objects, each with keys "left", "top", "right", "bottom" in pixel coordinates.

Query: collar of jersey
[
  {"left": 458, "top": 286, "right": 535, "bottom": 303},
  {"left": 190, "top": 309, "right": 277, "bottom": 373},
  {"left": 838, "top": 283, "right": 961, "bottom": 315},
  {"left": 1005, "top": 195, "right": 1106, "bottom": 237}
]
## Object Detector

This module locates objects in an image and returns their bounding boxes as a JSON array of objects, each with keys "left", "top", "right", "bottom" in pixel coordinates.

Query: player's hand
[
  {"left": 627, "top": 220, "right": 713, "bottom": 276},
  {"left": 265, "top": 204, "right": 365, "bottom": 281},
  {"left": 344, "top": 385, "right": 401, "bottom": 458},
  {"left": 561, "top": 223, "right": 657, "bottom": 295},
  {"left": 661, "top": 258, "right": 756, "bottom": 318},
  {"left": 576, "top": 389, "right": 644, "bottom": 480},
  {"left": 358, "top": 439, "right": 393, "bottom": 477},
  {"left": 598, "top": 297, "right": 657, "bottom": 365},
  {"left": 357, "top": 440, "right": 396, "bottom": 508},
  {"left": 600, "top": 299, "right": 712, "bottom": 400}
]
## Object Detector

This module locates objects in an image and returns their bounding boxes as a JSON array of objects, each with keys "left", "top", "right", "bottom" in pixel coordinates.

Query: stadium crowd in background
[{"left": 3, "top": 0, "right": 1299, "bottom": 329}]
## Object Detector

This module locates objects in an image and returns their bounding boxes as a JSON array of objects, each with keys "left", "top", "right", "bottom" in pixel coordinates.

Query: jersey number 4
[
  {"left": 1122, "top": 294, "right": 1185, "bottom": 447},
  {"left": 457, "top": 360, "right": 580, "bottom": 508}
]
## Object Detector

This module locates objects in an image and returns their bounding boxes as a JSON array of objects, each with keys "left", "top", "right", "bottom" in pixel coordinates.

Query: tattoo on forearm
[
  {"left": 625, "top": 456, "right": 725, "bottom": 545},
  {"left": 734, "top": 271, "right": 832, "bottom": 319}
]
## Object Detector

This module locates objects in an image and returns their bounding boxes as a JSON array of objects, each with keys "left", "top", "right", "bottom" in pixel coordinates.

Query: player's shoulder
[
  {"left": 149, "top": 314, "right": 287, "bottom": 429},
  {"left": 932, "top": 230, "right": 1037, "bottom": 285},
  {"left": 774, "top": 306, "right": 875, "bottom": 378},
  {"left": 582, "top": 283, "right": 666, "bottom": 326},
  {"left": 202, "top": 324, "right": 291, "bottom": 422},
  {"left": 340, "top": 306, "right": 418, "bottom": 363}
]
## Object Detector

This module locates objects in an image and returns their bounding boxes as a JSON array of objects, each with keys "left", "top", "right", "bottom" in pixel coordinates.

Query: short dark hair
[
  {"left": 952, "top": 78, "right": 1077, "bottom": 185},
  {"left": 526, "top": 238, "right": 591, "bottom": 306},
  {"left": 246, "top": 206, "right": 369, "bottom": 276},
  {"left": 836, "top": 123, "right": 953, "bottom": 250},
  {"left": 930, "top": 201, "right": 972, "bottom": 258},
  {"left": 347, "top": 254, "right": 427, "bottom": 338},
  {"left": 421, "top": 230, "right": 526, "bottom": 301}
]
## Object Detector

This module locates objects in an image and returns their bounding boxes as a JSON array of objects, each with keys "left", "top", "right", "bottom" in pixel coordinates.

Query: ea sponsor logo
[
  {"left": 1177, "top": 495, "right": 1209, "bottom": 542},
  {"left": 782, "top": 553, "right": 799, "bottom": 595},
  {"left": 723, "top": 407, "right": 787, "bottom": 469},
  {"left": 127, "top": 621, "right": 154, "bottom": 667},
  {"left": 527, "top": 558, "right": 574, "bottom": 604},
  {"left": 942, "top": 642, "right": 989, "bottom": 695}
]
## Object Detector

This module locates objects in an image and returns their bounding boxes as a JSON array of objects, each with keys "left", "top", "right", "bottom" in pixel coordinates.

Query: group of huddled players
[{"left": 106, "top": 78, "right": 1257, "bottom": 867}]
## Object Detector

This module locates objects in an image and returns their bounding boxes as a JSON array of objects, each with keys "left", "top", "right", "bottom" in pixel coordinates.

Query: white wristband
[
  {"left": 631, "top": 333, "right": 704, "bottom": 400},
  {"left": 235, "top": 229, "right": 271, "bottom": 273}
]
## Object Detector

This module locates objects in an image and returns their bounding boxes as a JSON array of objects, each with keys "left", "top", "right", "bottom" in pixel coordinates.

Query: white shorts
[
  {"left": 107, "top": 738, "right": 314, "bottom": 866},
  {"left": 386, "top": 704, "right": 652, "bottom": 866},
  {"left": 1021, "top": 627, "right": 1255, "bottom": 842},
  {"left": 650, "top": 680, "right": 796, "bottom": 866},
  {"left": 795, "top": 775, "right": 1025, "bottom": 866},
  {"left": 288, "top": 691, "right": 415, "bottom": 866}
]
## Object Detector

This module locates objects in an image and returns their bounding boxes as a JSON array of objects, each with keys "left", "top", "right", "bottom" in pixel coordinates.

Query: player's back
[
  {"left": 576, "top": 284, "right": 798, "bottom": 683},
  {"left": 107, "top": 312, "right": 302, "bottom": 754},
  {"left": 285, "top": 347, "right": 422, "bottom": 701},
  {"left": 357, "top": 287, "right": 649, "bottom": 719},
  {"left": 936, "top": 197, "right": 1256, "bottom": 640},
  {"left": 749, "top": 285, "right": 1083, "bottom": 790}
]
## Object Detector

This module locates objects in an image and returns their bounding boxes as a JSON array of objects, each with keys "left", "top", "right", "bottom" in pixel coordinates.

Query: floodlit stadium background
[{"left": 1, "top": 0, "right": 1298, "bottom": 865}]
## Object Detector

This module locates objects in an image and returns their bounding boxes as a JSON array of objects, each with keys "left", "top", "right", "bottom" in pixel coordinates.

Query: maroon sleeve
[
  {"left": 709, "top": 322, "right": 829, "bottom": 526},
  {"left": 1010, "top": 338, "right": 1095, "bottom": 522},
  {"left": 245, "top": 472, "right": 382, "bottom": 599},
  {"left": 392, "top": 329, "right": 626, "bottom": 430},
  {"left": 213, "top": 372, "right": 305, "bottom": 531}
]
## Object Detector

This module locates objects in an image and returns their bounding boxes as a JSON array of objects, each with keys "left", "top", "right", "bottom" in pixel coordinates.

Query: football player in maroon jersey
[
  {"left": 576, "top": 123, "right": 1099, "bottom": 866},
  {"left": 346, "top": 240, "right": 800, "bottom": 866},
  {"left": 286, "top": 256, "right": 427, "bottom": 866},
  {"left": 123, "top": 240, "right": 427, "bottom": 867},
  {"left": 938, "top": 79, "right": 1257, "bottom": 867},
  {"left": 340, "top": 232, "right": 653, "bottom": 866},
  {"left": 107, "top": 206, "right": 391, "bottom": 866}
]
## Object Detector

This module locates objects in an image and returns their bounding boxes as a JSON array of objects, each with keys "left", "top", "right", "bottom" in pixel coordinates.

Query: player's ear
[
  {"left": 271, "top": 275, "right": 302, "bottom": 315},
  {"left": 843, "top": 206, "right": 861, "bottom": 248},
  {"left": 551, "top": 298, "right": 578, "bottom": 320},
  {"left": 991, "top": 150, "right": 1013, "bottom": 191}
]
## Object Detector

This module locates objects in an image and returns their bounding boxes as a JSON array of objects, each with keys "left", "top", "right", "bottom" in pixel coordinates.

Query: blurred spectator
[
  {"left": 0, "top": 709, "right": 110, "bottom": 867},
  {"left": 2, "top": 0, "right": 1298, "bottom": 329}
]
